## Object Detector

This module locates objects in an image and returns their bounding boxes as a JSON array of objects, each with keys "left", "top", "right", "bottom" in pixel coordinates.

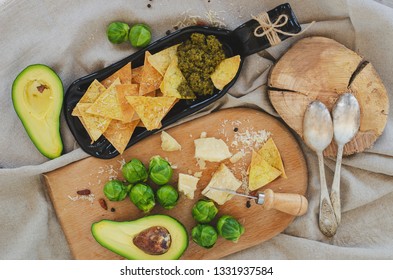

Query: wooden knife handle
[{"left": 262, "top": 189, "right": 308, "bottom": 216}]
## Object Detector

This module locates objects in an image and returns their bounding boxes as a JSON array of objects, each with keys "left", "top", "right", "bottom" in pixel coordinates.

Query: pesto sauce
[{"left": 177, "top": 33, "right": 226, "bottom": 96}]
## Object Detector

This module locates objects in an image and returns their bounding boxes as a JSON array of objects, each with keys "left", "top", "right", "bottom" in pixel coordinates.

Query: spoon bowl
[
  {"left": 330, "top": 93, "right": 360, "bottom": 224},
  {"left": 303, "top": 100, "right": 337, "bottom": 237}
]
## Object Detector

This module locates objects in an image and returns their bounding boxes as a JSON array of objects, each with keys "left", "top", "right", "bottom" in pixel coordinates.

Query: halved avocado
[
  {"left": 91, "top": 215, "right": 188, "bottom": 260},
  {"left": 12, "top": 64, "right": 63, "bottom": 159}
]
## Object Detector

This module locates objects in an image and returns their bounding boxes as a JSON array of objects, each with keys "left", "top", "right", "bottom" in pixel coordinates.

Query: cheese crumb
[
  {"left": 196, "top": 158, "right": 206, "bottom": 170},
  {"left": 230, "top": 151, "right": 244, "bottom": 163}
]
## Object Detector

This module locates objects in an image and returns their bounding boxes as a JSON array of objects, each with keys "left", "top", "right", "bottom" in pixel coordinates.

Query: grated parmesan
[{"left": 68, "top": 193, "right": 95, "bottom": 203}]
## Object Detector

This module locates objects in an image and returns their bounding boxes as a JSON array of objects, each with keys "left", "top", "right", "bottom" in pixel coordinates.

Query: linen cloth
[{"left": 0, "top": 0, "right": 392, "bottom": 259}]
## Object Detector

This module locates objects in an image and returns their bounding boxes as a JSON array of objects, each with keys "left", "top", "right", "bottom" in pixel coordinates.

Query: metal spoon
[
  {"left": 303, "top": 100, "right": 337, "bottom": 237},
  {"left": 330, "top": 93, "right": 360, "bottom": 225}
]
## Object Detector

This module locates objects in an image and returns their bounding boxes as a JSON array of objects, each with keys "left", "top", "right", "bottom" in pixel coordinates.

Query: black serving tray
[{"left": 64, "top": 3, "right": 301, "bottom": 159}]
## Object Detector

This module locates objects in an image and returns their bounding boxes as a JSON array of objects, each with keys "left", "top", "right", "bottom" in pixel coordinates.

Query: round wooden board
[
  {"left": 44, "top": 108, "right": 308, "bottom": 260},
  {"left": 268, "top": 36, "right": 389, "bottom": 158}
]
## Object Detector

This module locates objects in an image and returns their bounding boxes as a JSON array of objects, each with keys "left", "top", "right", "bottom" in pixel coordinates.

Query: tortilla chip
[
  {"left": 79, "top": 79, "right": 106, "bottom": 103},
  {"left": 211, "top": 55, "right": 241, "bottom": 90},
  {"left": 248, "top": 151, "right": 282, "bottom": 191},
  {"left": 101, "top": 62, "right": 132, "bottom": 88},
  {"left": 116, "top": 84, "right": 139, "bottom": 123},
  {"left": 148, "top": 44, "right": 180, "bottom": 76},
  {"left": 139, "top": 51, "right": 163, "bottom": 95},
  {"left": 125, "top": 96, "right": 177, "bottom": 130},
  {"left": 78, "top": 103, "right": 111, "bottom": 143},
  {"left": 103, "top": 119, "right": 139, "bottom": 154},
  {"left": 132, "top": 66, "right": 143, "bottom": 84},
  {"left": 257, "top": 138, "right": 287, "bottom": 178},
  {"left": 72, "top": 105, "right": 81, "bottom": 117},
  {"left": 160, "top": 57, "right": 196, "bottom": 99},
  {"left": 86, "top": 78, "right": 124, "bottom": 120}
]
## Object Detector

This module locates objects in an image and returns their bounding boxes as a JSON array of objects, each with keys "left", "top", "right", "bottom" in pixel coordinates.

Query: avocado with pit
[
  {"left": 91, "top": 215, "right": 189, "bottom": 260},
  {"left": 12, "top": 64, "right": 63, "bottom": 159}
]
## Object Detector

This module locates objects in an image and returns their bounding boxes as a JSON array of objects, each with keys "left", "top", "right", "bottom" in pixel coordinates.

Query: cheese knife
[{"left": 210, "top": 187, "right": 308, "bottom": 216}]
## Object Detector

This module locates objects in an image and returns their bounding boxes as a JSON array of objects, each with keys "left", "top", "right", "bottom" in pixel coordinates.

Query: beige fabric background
[{"left": 0, "top": 0, "right": 392, "bottom": 259}]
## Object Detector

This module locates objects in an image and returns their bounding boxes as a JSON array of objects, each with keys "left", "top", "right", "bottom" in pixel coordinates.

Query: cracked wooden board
[
  {"left": 43, "top": 108, "right": 307, "bottom": 260},
  {"left": 268, "top": 36, "right": 389, "bottom": 158}
]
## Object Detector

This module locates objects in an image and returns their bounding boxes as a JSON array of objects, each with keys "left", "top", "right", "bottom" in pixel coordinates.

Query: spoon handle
[
  {"left": 317, "top": 151, "right": 338, "bottom": 237},
  {"left": 330, "top": 144, "right": 344, "bottom": 225}
]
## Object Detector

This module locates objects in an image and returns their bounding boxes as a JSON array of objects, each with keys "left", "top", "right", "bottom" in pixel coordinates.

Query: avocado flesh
[
  {"left": 12, "top": 64, "right": 63, "bottom": 159},
  {"left": 91, "top": 215, "right": 188, "bottom": 260}
]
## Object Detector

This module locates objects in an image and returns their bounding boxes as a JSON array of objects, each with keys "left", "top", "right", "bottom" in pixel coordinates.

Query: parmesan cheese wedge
[
  {"left": 202, "top": 163, "right": 242, "bottom": 205},
  {"left": 161, "top": 131, "right": 182, "bottom": 151},
  {"left": 194, "top": 137, "right": 232, "bottom": 162},
  {"left": 178, "top": 173, "right": 200, "bottom": 199}
]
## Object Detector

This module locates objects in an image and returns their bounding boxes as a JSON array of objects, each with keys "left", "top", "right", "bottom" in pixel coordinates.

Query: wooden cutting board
[{"left": 43, "top": 107, "right": 308, "bottom": 260}]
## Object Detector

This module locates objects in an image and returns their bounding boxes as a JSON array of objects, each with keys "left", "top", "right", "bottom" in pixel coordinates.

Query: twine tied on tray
[{"left": 253, "top": 12, "right": 315, "bottom": 46}]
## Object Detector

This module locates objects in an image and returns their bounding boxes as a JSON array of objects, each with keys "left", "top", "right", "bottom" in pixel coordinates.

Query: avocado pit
[{"left": 133, "top": 226, "right": 171, "bottom": 255}]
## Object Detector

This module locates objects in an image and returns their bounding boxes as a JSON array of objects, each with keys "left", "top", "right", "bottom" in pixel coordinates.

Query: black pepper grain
[
  {"left": 147, "top": 4, "right": 151, "bottom": 8},
  {"left": 174, "top": 26, "right": 179, "bottom": 30},
  {"left": 166, "top": 30, "right": 171, "bottom": 35},
  {"left": 246, "top": 200, "right": 252, "bottom": 208},
  {"left": 233, "top": 127, "right": 238, "bottom": 132},
  {"left": 110, "top": 207, "right": 116, "bottom": 212}
]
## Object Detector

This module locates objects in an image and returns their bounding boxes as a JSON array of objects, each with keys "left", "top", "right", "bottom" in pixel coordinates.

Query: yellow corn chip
[
  {"left": 132, "top": 65, "right": 143, "bottom": 84},
  {"left": 78, "top": 103, "right": 111, "bottom": 143},
  {"left": 125, "top": 96, "right": 177, "bottom": 130},
  {"left": 86, "top": 78, "right": 124, "bottom": 120},
  {"left": 211, "top": 55, "right": 241, "bottom": 90},
  {"left": 72, "top": 105, "right": 81, "bottom": 117},
  {"left": 101, "top": 62, "right": 132, "bottom": 88},
  {"left": 79, "top": 79, "right": 106, "bottom": 103},
  {"left": 248, "top": 150, "right": 281, "bottom": 191},
  {"left": 116, "top": 84, "right": 139, "bottom": 123},
  {"left": 103, "top": 119, "right": 139, "bottom": 154},
  {"left": 148, "top": 44, "right": 180, "bottom": 76},
  {"left": 139, "top": 51, "right": 163, "bottom": 95},
  {"left": 257, "top": 138, "right": 287, "bottom": 178},
  {"left": 160, "top": 57, "right": 195, "bottom": 99}
]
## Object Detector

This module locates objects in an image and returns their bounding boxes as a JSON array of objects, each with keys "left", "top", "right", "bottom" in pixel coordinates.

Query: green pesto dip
[{"left": 177, "top": 33, "right": 226, "bottom": 96}]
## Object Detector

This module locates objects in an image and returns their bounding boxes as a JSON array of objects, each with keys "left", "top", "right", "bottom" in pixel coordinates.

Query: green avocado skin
[
  {"left": 12, "top": 64, "right": 63, "bottom": 159},
  {"left": 91, "top": 215, "right": 189, "bottom": 260}
]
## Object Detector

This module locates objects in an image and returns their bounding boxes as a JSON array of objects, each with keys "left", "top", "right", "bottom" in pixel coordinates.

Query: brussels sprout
[
  {"left": 191, "top": 224, "right": 218, "bottom": 248},
  {"left": 129, "top": 23, "right": 152, "bottom": 48},
  {"left": 103, "top": 179, "right": 127, "bottom": 201},
  {"left": 192, "top": 199, "right": 218, "bottom": 223},
  {"left": 122, "top": 159, "right": 148, "bottom": 183},
  {"left": 156, "top": 184, "right": 178, "bottom": 209},
  {"left": 216, "top": 215, "right": 245, "bottom": 243},
  {"left": 148, "top": 155, "right": 173, "bottom": 185},
  {"left": 129, "top": 183, "right": 155, "bottom": 213},
  {"left": 107, "top": 21, "right": 130, "bottom": 44}
]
